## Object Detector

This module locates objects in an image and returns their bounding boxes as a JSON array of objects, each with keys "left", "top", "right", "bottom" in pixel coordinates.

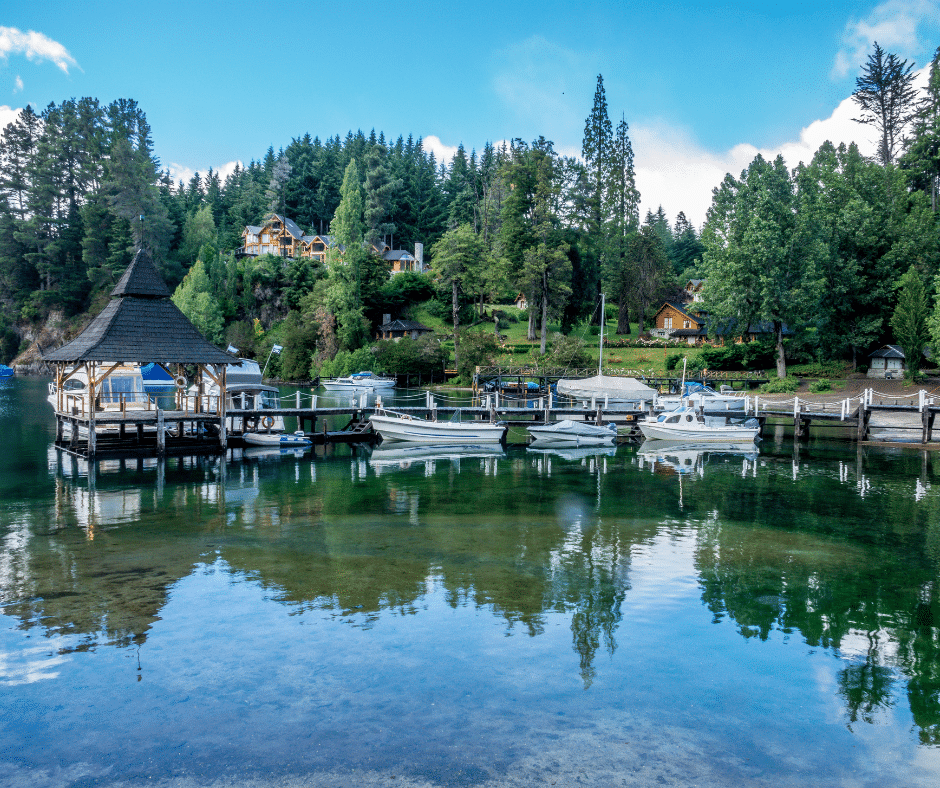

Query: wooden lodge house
[{"left": 239, "top": 214, "right": 426, "bottom": 274}]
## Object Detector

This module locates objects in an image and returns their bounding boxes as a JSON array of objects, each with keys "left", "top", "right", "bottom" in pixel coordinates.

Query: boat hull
[
  {"left": 370, "top": 413, "right": 506, "bottom": 444},
  {"left": 242, "top": 431, "right": 311, "bottom": 447},
  {"left": 638, "top": 422, "right": 759, "bottom": 442},
  {"left": 527, "top": 420, "right": 617, "bottom": 446}
]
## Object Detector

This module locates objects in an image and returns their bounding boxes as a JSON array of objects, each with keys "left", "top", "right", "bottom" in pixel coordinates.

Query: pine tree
[{"left": 853, "top": 42, "right": 919, "bottom": 166}]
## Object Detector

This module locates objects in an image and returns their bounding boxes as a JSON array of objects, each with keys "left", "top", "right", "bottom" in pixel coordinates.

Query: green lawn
[{"left": 407, "top": 303, "right": 711, "bottom": 376}]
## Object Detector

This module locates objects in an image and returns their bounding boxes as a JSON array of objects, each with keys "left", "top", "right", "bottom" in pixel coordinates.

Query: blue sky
[{"left": 3, "top": 1, "right": 940, "bottom": 227}]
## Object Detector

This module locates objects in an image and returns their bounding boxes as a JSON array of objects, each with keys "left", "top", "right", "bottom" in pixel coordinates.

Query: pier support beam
[
  {"left": 157, "top": 409, "right": 165, "bottom": 455},
  {"left": 856, "top": 406, "right": 870, "bottom": 442},
  {"left": 922, "top": 408, "right": 936, "bottom": 444}
]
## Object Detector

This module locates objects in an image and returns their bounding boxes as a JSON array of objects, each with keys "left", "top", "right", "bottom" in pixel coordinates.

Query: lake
[{"left": 2, "top": 376, "right": 940, "bottom": 787}]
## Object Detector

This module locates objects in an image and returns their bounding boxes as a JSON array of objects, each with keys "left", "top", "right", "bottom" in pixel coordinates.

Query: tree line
[{"left": 0, "top": 76, "right": 700, "bottom": 376}]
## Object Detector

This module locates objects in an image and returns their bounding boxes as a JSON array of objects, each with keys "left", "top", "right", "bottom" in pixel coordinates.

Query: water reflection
[{"left": 4, "top": 381, "right": 940, "bottom": 782}]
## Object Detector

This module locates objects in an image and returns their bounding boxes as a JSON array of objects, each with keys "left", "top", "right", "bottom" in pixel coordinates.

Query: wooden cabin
[
  {"left": 514, "top": 293, "right": 528, "bottom": 310},
  {"left": 684, "top": 279, "right": 705, "bottom": 303},
  {"left": 377, "top": 318, "right": 434, "bottom": 341}
]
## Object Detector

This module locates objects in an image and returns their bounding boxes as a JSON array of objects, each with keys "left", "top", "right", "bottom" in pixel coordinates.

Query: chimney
[
  {"left": 415, "top": 242, "right": 424, "bottom": 272},
  {"left": 383, "top": 314, "right": 391, "bottom": 325}
]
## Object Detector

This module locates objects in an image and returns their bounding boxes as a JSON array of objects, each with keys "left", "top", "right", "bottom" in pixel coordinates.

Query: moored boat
[
  {"left": 322, "top": 371, "right": 395, "bottom": 391},
  {"left": 0, "top": 364, "right": 13, "bottom": 379},
  {"left": 639, "top": 407, "right": 760, "bottom": 442},
  {"left": 242, "top": 430, "right": 311, "bottom": 448},
  {"left": 655, "top": 381, "right": 745, "bottom": 412},
  {"left": 527, "top": 419, "right": 618, "bottom": 446},
  {"left": 369, "top": 408, "right": 506, "bottom": 444}
]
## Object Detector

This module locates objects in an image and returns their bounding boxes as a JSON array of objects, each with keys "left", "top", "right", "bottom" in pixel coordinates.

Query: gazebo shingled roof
[{"left": 43, "top": 248, "right": 233, "bottom": 365}]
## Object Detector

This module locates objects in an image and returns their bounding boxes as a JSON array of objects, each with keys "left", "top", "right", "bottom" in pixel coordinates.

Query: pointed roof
[
  {"left": 43, "top": 249, "right": 233, "bottom": 364},
  {"left": 111, "top": 248, "right": 171, "bottom": 298}
]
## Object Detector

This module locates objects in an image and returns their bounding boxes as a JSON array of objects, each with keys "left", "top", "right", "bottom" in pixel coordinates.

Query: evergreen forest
[{"left": 1, "top": 43, "right": 939, "bottom": 381}]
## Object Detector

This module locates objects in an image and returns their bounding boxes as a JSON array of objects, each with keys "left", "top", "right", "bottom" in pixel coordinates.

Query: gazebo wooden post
[{"left": 219, "top": 366, "right": 227, "bottom": 450}]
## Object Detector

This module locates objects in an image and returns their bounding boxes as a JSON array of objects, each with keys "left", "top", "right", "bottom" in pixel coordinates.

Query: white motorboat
[
  {"left": 656, "top": 381, "right": 745, "bottom": 412},
  {"left": 527, "top": 419, "right": 618, "bottom": 446},
  {"left": 242, "top": 430, "right": 311, "bottom": 448},
  {"left": 48, "top": 363, "right": 150, "bottom": 413},
  {"left": 321, "top": 371, "right": 396, "bottom": 391},
  {"left": 639, "top": 407, "right": 760, "bottom": 442},
  {"left": 369, "top": 408, "right": 507, "bottom": 444},
  {"left": 196, "top": 358, "right": 287, "bottom": 433}
]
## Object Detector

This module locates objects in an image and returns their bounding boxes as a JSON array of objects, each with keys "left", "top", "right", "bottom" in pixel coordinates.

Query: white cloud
[
  {"left": 167, "top": 160, "right": 244, "bottom": 187},
  {"left": 634, "top": 97, "right": 881, "bottom": 229},
  {"left": 0, "top": 105, "right": 22, "bottom": 131},
  {"left": 13, "top": 75, "right": 23, "bottom": 93},
  {"left": 637, "top": 65, "right": 933, "bottom": 228},
  {"left": 422, "top": 135, "right": 459, "bottom": 166},
  {"left": 0, "top": 26, "right": 79, "bottom": 74},
  {"left": 832, "top": 0, "right": 940, "bottom": 78}
]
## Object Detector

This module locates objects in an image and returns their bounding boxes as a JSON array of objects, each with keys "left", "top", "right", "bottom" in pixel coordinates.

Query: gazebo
[{"left": 43, "top": 248, "right": 235, "bottom": 456}]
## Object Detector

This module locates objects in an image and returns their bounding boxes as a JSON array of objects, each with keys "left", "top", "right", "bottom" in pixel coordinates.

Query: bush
[
  {"left": 455, "top": 330, "right": 502, "bottom": 383},
  {"left": 788, "top": 361, "right": 850, "bottom": 378},
  {"left": 373, "top": 335, "right": 448, "bottom": 380},
  {"left": 665, "top": 353, "right": 683, "bottom": 371},
  {"left": 542, "top": 333, "right": 591, "bottom": 368},
  {"left": 808, "top": 379, "right": 831, "bottom": 393},
  {"left": 760, "top": 376, "right": 799, "bottom": 394}
]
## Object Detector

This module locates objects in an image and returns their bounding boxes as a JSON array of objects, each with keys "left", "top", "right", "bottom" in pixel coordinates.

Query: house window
[
  {"left": 664, "top": 317, "right": 673, "bottom": 329},
  {"left": 261, "top": 233, "right": 269, "bottom": 243},
  {"left": 684, "top": 320, "right": 691, "bottom": 329}
]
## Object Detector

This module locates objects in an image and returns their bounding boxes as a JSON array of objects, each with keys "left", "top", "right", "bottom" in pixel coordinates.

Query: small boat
[
  {"left": 47, "top": 363, "right": 149, "bottom": 412},
  {"left": 321, "top": 371, "right": 396, "bottom": 391},
  {"left": 242, "top": 430, "right": 311, "bottom": 448},
  {"left": 0, "top": 364, "right": 13, "bottom": 379},
  {"left": 656, "top": 381, "right": 745, "bottom": 412},
  {"left": 639, "top": 407, "right": 760, "bottom": 442},
  {"left": 369, "top": 408, "right": 507, "bottom": 444},
  {"left": 527, "top": 419, "right": 617, "bottom": 446}
]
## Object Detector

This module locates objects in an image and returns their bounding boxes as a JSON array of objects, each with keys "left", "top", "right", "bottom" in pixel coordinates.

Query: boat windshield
[
  {"left": 101, "top": 374, "right": 145, "bottom": 404},
  {"left": 259, "top": 390, "right": 279, "bottom": 409}
]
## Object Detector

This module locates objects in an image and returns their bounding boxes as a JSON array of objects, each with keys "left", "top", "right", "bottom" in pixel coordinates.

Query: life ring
[
  {"left": 261, "top": 415, "right": 275, "bottom": 429},
  {"left": 175, "top": 375, "right": 187, "bottom": 388}
]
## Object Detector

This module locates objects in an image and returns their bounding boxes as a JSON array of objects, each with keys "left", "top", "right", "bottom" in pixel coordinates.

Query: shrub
[
  {"left": 808, "top": 379, "right": 831, "bottom": 393},
  {"left": 788, "top": 361, "right": 850, "bottom": 378},
  {"left": 315, "top": 347, "right": 378, "bottom": 380},
  {"left": 665, "top": 353, "right": 683, "bottom": 371},
  {"left": 542, "top": 333, "right": 591, "bottom": 368},
  {"left": 373, "top": 335, "right": 448, "bottom": 380},
  {"left": 759, "top": 376, "right": 799, "bottom": 394}
]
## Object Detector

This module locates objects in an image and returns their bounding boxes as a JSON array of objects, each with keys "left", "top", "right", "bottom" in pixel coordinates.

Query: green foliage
[
  {"left": 787, "top": 361, "right": 851, "bottom": 378},
  {"left": 373, "top": 335, "right": 447, "bottom": 379},
  {"left": 171, "top": 259, "right": 225, "bottom": 343},
  {"left": 696, "top": 341, "right": 776, "bottom": 371},
  {"left": 892, "top": 265, "right": 929, "bottom": 379},
  {"left": 315, "top": 346, "right": 377, "bottom": 379},
  {"left": 541, "top": 333, "right": 591, "bottom": 368},
  {"left": 277, "top": 310, "right": 320, "bottom": 381},
  {"left": 665, "top": 353, "right": 683, "bottom": 371},
  {"left": 759, "top": 376, "right": 800, "bottom": 394},
  {"left": 809, "top": 379, "right": 832, "bottom": 393},
  {"left": 455, "top": 330, "right": 501, "bottom": 382}
]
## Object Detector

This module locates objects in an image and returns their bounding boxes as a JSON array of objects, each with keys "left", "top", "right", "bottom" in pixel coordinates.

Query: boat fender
[
  {"left": 261, "top": 415, "right": 274, "bottom": 429},
  {"left": 175, "top": 375, "right": 187, "bottom": 388}
]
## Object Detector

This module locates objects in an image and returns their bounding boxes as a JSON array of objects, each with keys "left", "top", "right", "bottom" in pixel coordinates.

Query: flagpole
[{"left": 262, "top": 346, "right": 275, "bottom": 378}]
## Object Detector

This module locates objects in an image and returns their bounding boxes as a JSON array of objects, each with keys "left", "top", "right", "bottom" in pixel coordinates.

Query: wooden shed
[{"left": 867, "top": 345, "right": 907, "bottom": 379}]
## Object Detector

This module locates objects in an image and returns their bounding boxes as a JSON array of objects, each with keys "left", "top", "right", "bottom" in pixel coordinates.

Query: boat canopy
[{"left": 556, "top": 374, "right": 656, "bottom": 401}]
